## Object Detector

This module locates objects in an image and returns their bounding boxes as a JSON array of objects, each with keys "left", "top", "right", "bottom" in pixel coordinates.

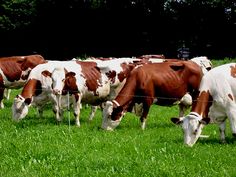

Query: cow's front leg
[
  {"left": 0, "top": 87, "right": 5, "bottom": 109},
  {"left": 219, "top": 122, "right": 226, "bottom": 144},
  {"left": 88, "top": 106, "right": 97, "bottom": 121},
  {"left": 53, "top": 105, "right": 63, "bottom": 122},
  {"left": 73, "top": 93, "right": 82, "bottom": 127}
]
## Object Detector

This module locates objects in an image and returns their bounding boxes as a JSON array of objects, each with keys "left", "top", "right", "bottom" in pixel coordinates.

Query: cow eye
[{"left": 193, "top": 129, "right": 198, "bottom": 135}]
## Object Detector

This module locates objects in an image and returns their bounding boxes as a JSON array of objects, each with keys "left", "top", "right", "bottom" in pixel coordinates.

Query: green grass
[{"left": 1, "top": 58, "right": 236, "bottom": 177}]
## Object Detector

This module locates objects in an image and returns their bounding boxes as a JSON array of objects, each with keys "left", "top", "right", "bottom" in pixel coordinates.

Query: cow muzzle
[{"left": 53, "top": 89, "right": 62, "bottom": 95}]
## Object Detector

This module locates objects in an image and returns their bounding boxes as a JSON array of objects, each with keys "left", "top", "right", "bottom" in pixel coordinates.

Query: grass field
[{"left": 1, "top": 58, "right": 236, "bottom": 177}]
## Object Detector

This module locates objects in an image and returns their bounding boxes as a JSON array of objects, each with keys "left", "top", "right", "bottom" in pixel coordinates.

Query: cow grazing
[
  {"left": 171, "top": 63, "right": 236, "bottom": 146},
  {"left": 0, "top": 54, "right": 46, "bottom": 108},
  {"left": 102, "top": 60, "right": 208, "bottom": 131},
  {"left": 48, "top": 58, "right": 142, "bottom": 126},
  {"left": 12, "top": 61, "right": 82, "bottom": 125}
]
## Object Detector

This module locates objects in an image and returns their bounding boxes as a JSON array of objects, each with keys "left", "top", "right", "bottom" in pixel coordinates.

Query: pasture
[{"left": 1, "top": 58, "right": 236, "bottom": 176}]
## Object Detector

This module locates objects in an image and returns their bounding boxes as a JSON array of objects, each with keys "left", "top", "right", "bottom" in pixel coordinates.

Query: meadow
[{"left": 1, "top": 58, "right": 236, "bottom": 177}]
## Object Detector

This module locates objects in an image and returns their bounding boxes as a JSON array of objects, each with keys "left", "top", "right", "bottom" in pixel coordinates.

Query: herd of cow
[{"left": 1, "top": 54, "right": 236, "bottom": 147}]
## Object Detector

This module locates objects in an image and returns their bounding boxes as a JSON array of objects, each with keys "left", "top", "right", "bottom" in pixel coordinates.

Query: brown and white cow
[
  {"left": 12, "top": 60, "right": 83, "bottom": 125},
  {"left": 101, "top": 60, "right": 206, "bottom": 130},
  {"left": 171, "top": 63, "right": 236, "bottom": 146},
  {"left": 0, "top": 54, "right": 46, "bottom": 108},
  {"left": 49, "top": 58, "right": 142, "bottom": 126}
]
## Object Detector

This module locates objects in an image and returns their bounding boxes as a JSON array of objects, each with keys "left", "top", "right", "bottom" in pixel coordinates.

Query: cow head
[
  {"left": 42, "top": 67, "right": 74, "bottom": 95},
  {"left": 190, "top": 56, "right": 213, "bottom": 74},
  {"left": 50, "top": 67, "right": 67, "bottom": 95},
  {"left": 101, "top": 100, "right": 124, "bottom": 130},
  {"left": 12, "top": 95, "right": 31, "bottom": 121},
  {"left": 171, "top": 112, "right": 210, "bottom": 146}
]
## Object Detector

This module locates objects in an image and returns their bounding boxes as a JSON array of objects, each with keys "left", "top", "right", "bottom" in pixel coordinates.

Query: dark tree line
[{"left": 0, "top": 0, "right": 235, "bottom": 60}]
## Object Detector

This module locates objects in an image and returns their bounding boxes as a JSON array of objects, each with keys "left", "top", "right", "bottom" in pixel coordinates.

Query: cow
[
  {"left": 47, "top": 58, "right": 143, "bottom": 126},
  {"left": 12, "top": 60, "right": 83, "bottom": 125},
  {"left": 101, "top": 59, "right": 211, "bottom": 131},
  {"left": 0, "top": 54, "right": 46, "bottom": 108},
  {"left": 53, "top": 56, "right": 212, "bottom": 124},
  {"left": 171, "top": 63, "right": 236, "bottom": 146}
]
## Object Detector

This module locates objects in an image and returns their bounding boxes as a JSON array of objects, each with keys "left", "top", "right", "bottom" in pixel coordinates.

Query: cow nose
[{"left": 53, "top": 89, "right": 61, "bottom": 95}]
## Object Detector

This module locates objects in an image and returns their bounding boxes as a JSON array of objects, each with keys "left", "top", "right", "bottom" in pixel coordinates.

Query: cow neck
[
  {"left": 191, "top": 90, "right": 213, "bottom": 119},
  {"left": 21, "top": 79, "right": 39, "bottom": 99},
  {"left": 113, "top": 69, "right": 138, "bottom": 110}
]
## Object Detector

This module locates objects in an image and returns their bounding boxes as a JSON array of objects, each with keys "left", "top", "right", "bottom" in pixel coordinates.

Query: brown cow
[
  {"left": 102, "top": 60, "right": 204, "bottom": 130},
  {"left": 0, "top": 54, "right": 46, "bottom": 108}
]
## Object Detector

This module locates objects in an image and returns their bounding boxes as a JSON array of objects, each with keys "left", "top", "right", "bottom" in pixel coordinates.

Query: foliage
[
  {"left": 0, "top": 0, "right": 38, "bottom": 31},
  {"left": 0, "top": 0, "right": 235, "bottom": 59}
]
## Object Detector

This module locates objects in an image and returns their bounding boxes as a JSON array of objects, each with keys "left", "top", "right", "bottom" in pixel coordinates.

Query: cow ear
[
  {"left": 200, "top": 118, "right": 210, "bottom": 125},
  {"left": 24, "top": 98, "right": 32, "bottom": 105},
  {"left": 66, "top": 72, "right": 76, "bottom": 77},
  {"left": 41, "top": 70, "right": 51, "bottom": 77},
  {"left": 171, "top": 117, "right": 183, "bottom": 125}
]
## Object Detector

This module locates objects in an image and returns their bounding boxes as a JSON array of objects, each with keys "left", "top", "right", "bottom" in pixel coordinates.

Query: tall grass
[{"left": 1, "top": 59, "right": 236, "bottom": 176}]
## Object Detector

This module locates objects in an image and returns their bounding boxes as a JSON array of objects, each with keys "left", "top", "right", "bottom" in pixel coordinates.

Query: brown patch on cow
[
  {"left": 118, "top": 63, "right": 136, "bottom": 82},
  {"left": 63, "top": 72, "right": 79, "bottom": 95},
  {"left": 41, "top": 70, "right": 52, "bottom": 77},
  {"left": 228, "top": 94, "right": 234, "bottom": 101},
  {"left": 21, "top": 79, "right": 42, "bottom": 99},
  {"left": 76, "top": 61, "right": 101, "bottom": 95},
  {"left": 106, "top": 70, "right": 116, "bottom": 83},
  {"left": 230, "top": 65, "right": 236, "bottom": 78}
]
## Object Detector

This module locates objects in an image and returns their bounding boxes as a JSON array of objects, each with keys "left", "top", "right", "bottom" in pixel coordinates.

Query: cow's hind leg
[
  {"left": 226, "top": 105, "right": 236, "bottom": 140},
  {"left": 219, "top": 122, "right": 226, "bottom": 144},
  {"left": 140, "top": 101, "right": 152, "bottom": 130}
]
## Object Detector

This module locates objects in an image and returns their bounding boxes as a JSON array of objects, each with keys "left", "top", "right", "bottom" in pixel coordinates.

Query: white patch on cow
[
  {"left": 190, "top": 56, "right": 213, "bottom": 74},
  {"left": 148, "top": 58, "right": 166, "bottom": 63},
  {"left": 179, "top": 93, "right": 192, "bottom": 106},
  {"left": 21, "top": 67, "right": 32, "bottom": 79}
]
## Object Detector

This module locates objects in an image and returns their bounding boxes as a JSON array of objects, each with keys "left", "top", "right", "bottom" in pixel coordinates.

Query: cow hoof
[{"left": 220, "top": 139, "right": 227, "bottom": 144}]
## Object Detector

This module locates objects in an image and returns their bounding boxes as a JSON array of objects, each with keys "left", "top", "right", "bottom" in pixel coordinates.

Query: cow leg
[
  {"left": 88, "top": 106, "right": 97, "bottom": 121},
  {"left": 0, "top": 87, "right": 5, "bottom": 109},
  {"left": 226, "top": 108, "right": 236, "bottom": 139},
  {"left": 52, "top": 98, "right": 63, "bottom": 122},
  {"left": 178, "top": 104, "right": 185, "bottom": 117},
  {"left": 36, "top": 106, "right": 44, "bottom": 118},
  {"left": 140, "top": 102, "right": 152, "bottom": 130},
  {"left": 219, "top": 122, "right": 226, "bottom": 144},
  {"left": 72, "top": 93, "right": 82, "bottom": 127}
]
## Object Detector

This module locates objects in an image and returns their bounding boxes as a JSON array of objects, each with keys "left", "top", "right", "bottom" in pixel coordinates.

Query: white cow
[{"left": 172, "top": 63, "right": 236, "bottom": 146}]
